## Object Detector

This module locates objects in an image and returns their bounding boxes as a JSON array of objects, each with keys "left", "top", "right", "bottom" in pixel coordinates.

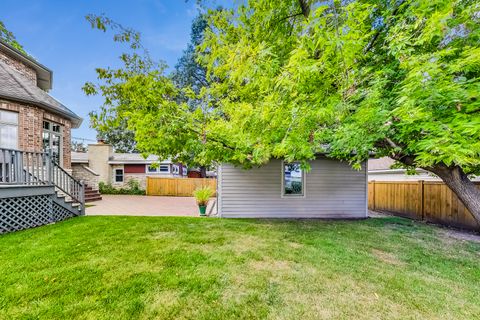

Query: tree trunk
[
  {"left": 427, "top": 165, "right": 480, "bottom": 224},
  {"left": 199, "top": 166, "right": 207, "bottom": 178}
]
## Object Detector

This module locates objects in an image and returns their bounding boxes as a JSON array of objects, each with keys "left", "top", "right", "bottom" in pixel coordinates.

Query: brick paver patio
[{"left": 86, "top": 195, "right": 216, "bottom": 216}]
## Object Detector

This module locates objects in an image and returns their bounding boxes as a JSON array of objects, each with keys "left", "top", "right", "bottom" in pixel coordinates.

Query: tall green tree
[
  {"left": 85, "top": 1, "right": 480, "bottom": 223},
  {"left": 171, "top": 14, "right": 208, "bottom": 108},
  {"left": 197, "top": 0, "right": 480, "bottom": 221},
  {"left": 84, "top": 14, "right": 159, "bottom": 153},
  {"left": 94, "top": 120, "right": 138, "bottom": 153},
  {"left": 171, "top": 13, "right": 210, "bottom": 177}
]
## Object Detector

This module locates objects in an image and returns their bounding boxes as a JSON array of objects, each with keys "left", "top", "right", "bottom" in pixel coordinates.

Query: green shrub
[
  {"left": 193, "top": 186, "right": 213, "bottom": 206},
  {"left": 99, "top": 181, "right": 146, "bottom": 195}
]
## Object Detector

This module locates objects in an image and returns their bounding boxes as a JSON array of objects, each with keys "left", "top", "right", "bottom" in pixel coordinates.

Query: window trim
[
  {"left": 114, "top": 168, "right": 124, "bottom": 182},
  {"left": 146, "top": 164, "right": 170, "bottom": 174},
  {"left": 0, "top": 110, "right": 19, "bottom": 149},
  {"left": 42, "top": 120, "right": 63, "bottom": 166},
  {"left": 172, "top": 165, "right": 179, "bottom": 175},
  {"left": 281, "top": 161, "right": 306, "bottom": 198}
]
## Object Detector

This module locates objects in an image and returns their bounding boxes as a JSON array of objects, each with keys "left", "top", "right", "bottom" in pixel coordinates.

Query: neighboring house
[
  {"left": 187, "top": 167, "right": 216, "bottom": 178},
  {"left": 216, "top": 157, "right": 367, "bottom": 218},
  {"left": 71, "top": 142, "right": 187, "bottom": 190},
  {"left": 368, "top": 157, "right": 441, "bottom": 181},
  {"left": 0, "top": 40, "right": 85, "bottom": 233}
]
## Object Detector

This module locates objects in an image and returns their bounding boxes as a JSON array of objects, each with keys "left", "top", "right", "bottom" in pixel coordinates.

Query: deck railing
[{"left": 0, "top": 147, "right": 84, "bottom": 207}]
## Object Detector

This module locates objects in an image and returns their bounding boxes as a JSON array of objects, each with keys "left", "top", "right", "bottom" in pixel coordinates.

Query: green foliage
[
  {"left": 83, "top": 14, "right": 224, "bottom": 168},
  {"left": 193, "top": 185, "right": 213, "bottom": 206},
  {"left": 71, "top": 141, "right": 87, "bottom": 152},
  {"left": 85, "top": 0, "right": 480, "bottom": 176},
  {"left": 171, "top": 14, "right": 209, "bottom": 108},
  {"left": 0, "top": 21, "right": 26, "bottom": 54},
  {"left": 96, "top": 119, "right": 138, "bottom": 153},
  {"left": 99, "top": 180, "right": 145, "bottom": 195}
]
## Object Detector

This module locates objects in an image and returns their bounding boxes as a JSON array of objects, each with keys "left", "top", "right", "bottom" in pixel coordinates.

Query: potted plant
[{"left": 193, "top": 186, "right": 213, "bottom": 216}]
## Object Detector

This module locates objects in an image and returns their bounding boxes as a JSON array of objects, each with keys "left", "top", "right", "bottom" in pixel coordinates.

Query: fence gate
[{"left": 146, "top": 177, "right": 217, "bottom": 197}]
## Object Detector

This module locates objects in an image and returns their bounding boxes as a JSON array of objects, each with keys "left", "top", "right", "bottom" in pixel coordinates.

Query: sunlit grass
[{"left": 0, "top": 216, "right": 479, "bottom": 319}]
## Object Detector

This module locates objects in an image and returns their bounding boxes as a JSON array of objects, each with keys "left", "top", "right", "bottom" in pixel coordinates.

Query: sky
[{"left": 1, "top": 0, "right": 210, "bottom": 143}]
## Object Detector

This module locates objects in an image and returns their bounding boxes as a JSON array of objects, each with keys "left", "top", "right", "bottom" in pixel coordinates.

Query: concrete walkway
[{"left": 86, "top": 195, "right": 216, "bottom": 216}]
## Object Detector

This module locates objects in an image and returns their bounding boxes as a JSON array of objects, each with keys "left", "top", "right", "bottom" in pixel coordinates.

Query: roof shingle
[{"left": 0, "top": 60, "right": 82, "bottom": 127}]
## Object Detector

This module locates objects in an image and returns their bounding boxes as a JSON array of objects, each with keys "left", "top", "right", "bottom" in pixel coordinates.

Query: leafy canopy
[{"left": 85, "top": 0, "right": 480, "bottom": 174}]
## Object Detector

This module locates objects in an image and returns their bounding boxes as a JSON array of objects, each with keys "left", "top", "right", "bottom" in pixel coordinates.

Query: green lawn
[{"left": 1, "top": 216, "right": 479, "bottom": 319}]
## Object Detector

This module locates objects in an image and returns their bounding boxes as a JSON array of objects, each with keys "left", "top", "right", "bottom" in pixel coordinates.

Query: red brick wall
[{"left": 0, "top": 100, "right": 73, "bottom": 169}]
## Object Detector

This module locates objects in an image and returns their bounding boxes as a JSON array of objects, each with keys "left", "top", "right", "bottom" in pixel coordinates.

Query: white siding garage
[{"left": 218, "top": 158, "right": 367, "bottom": 218}]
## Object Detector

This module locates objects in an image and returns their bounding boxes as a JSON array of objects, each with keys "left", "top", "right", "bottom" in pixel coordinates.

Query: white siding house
[
  {"left": 368, "top": 157, "right": 442, "bottom": 181},
  {"left": 217, "top": 158, "right": 367, "bottom": 218}
]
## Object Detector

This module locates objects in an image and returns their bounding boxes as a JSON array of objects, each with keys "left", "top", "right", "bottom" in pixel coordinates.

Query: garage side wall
[{"left": 218, "top": 159, "right": 367, "bottom": 218}]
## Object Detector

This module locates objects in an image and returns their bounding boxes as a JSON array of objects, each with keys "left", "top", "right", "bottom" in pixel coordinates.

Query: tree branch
[
  {"left": 298, "top": 0, "right": 311, "bottom": 18},
  {"left": 363, "top": 0, "right": 407, "bottom": 54},
  {"left": 275, "top": 11, "right": 304, "bottom": 24}
]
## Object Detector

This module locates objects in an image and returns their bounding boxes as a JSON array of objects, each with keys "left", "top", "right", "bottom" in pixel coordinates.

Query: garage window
[{"left": 282, "top": 162, "right": 304, "bottom": 196}]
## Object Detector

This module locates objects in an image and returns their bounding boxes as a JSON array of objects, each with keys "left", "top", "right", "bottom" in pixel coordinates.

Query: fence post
[
  {"left": 371, "top": 180, "right": 376, "bottom": 211},
  {"left": 146, "top": 176, "right": 149, "bottom": 196},
  {"left": 418, "top": 180, "right": 424, "bottom": 220}
]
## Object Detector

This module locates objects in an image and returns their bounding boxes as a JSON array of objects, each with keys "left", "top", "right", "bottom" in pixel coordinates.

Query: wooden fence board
[
  {"left": 146, "top": 177, "right": 217, "bottom": 197},
  {"left": 369, "top": 181, "right": 479, "bottom": 231}
]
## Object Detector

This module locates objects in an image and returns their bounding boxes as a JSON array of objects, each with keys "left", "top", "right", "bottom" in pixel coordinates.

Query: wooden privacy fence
[
  {"left": 146, "top": 177, "right": 217, "bottom": 197},
  {"left": 369, "top": 181, "right": 480, "bottom": 231}
]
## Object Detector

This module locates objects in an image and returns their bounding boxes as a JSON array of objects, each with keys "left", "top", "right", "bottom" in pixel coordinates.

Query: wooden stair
[{"left": 84, "top": 185, "right": 102, "bottom": 202}]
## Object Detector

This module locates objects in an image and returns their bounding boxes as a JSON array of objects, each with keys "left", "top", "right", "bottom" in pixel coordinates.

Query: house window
[
  {"left": 283, "top": 162, "right": 304, "bottom": 196},
  {"left": 115, "top": 168, "right": 124, "bottom": 182},
  {"left": 0, "top": 110, "right": 18, "bottom": 149},
  {"left": 43, "top": 120, "right": 63, "bottom": 165},
  {"left": 172, "top": 165, "right": 179, "bottom": 174},
  {"left": 146, "top": 164, "right": 170, "bottom": 174},
  {"left": 182, "top": 166, "right": 187, "bottom": 176}
]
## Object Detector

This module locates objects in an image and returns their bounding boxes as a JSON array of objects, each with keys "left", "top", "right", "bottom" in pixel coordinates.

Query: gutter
[
  {"left": 0, "top": 94, "right": 83, "bottom": 128},
  {"left": 107, "top": 161, "right": 172, "bottom": 165},
  {"left": 368, "top": 168, "right": 430, "bottom": 174},
  {"left": 0, "top": 40, "right": 53, "bottom": 90}
]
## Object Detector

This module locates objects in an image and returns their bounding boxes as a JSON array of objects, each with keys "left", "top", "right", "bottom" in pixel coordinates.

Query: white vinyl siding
[{"left": 218, "top": 158, "right": 367, "bottom": 218}]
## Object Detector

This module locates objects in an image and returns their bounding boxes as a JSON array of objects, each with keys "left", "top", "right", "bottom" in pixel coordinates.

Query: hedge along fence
[
  {"left": 146, "top": 177, "right": 217, "bottom": 197},
  {"left": 369, "top": 181, "right": 480, "bottom": 231}
]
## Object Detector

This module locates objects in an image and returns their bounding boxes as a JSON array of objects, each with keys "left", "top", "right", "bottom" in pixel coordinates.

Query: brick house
[
  {"left": 0, "top": 39, "right": 86, "bottom": 233},
  {"left": 0, "top": 40, "right": 82, "bottom": 168}
]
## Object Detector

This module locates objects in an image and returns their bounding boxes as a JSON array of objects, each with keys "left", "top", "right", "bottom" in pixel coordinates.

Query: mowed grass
[{"left": 1, "top": 216, "right": 479, "bottom": 319}]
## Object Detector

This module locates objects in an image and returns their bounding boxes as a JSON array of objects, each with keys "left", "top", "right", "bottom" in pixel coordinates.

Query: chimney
[{"left": 87, "top": 142, "right": 113, "bottom": 184}]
